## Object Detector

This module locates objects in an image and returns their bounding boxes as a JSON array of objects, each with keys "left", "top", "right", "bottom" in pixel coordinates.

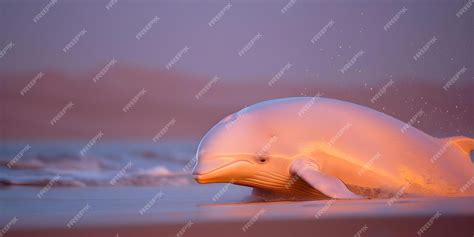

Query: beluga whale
[{"left": 193, "top": 97, "right": 474, "bottom": 199}]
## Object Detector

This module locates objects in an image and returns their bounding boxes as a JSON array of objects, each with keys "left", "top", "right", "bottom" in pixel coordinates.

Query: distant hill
[{"left": 1, "top": 66, "right": 473, "bottom": 139}]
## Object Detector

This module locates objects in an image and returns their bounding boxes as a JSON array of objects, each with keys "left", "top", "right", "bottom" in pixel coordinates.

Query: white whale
[{"left": 193, "top": 97, "right": 474, "bottom": 199}]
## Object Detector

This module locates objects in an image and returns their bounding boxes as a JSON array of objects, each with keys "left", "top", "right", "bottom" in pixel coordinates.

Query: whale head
[{"left": 192, "top": 109, "right": 294, "bottom": 191}]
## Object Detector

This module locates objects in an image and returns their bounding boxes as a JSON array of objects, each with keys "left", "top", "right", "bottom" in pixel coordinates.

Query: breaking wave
[{"left": 0, "top": 141, "right": 198, "bottom": 187}]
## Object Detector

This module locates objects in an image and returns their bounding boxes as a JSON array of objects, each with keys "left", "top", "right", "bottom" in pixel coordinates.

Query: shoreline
[
  {"left": 1, "top": 186, "right": 473, "bottom": 237},
  {"left": 8, "top": 214, "right": 474, "bottom": 237}
]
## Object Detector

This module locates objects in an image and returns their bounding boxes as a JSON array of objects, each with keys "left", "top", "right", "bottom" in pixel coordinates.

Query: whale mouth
[{"left": 193, "top": 160, "right": 252, "bottom": 183}]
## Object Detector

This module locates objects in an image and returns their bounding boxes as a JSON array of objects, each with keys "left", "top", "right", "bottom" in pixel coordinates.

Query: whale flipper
[{"left": 290, "top": 158, "right": 363, "bottom": 199}]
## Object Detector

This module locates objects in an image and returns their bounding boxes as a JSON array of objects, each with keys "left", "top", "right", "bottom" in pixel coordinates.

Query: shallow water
[
  {"left": 0, "top": 185, "right": 473, "bottom": 237},
  {"left": 0, "top": 140, "right": 198, "bottom": 187}
]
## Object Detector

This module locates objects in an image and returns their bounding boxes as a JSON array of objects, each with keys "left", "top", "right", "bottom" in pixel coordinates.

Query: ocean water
[{"left": 0, "top": 140, "right": 198, "bottom": 187}]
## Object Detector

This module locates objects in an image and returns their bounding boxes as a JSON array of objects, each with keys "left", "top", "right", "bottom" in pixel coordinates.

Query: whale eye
[{"left": 257, "top": 156, "right": 268, "bottom": 164}]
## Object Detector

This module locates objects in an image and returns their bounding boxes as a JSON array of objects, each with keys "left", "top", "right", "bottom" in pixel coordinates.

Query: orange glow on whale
[{"left": 193, "top": 97, "right": 474, "bottom": 199}]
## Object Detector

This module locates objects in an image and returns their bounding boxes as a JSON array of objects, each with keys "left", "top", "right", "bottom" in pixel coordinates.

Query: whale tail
[{"left": 444, "top": 136, "right": 474, "bottom": 158}]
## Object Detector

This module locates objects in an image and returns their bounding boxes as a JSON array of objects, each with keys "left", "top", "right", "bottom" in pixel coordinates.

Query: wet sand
[{"left": 1, "top": 185, "right": 473, "bottom": 237}]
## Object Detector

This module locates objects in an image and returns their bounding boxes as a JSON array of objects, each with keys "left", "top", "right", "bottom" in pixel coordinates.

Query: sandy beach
[{"left": 1, "top": 185, "right": 473, "bottom": 237}]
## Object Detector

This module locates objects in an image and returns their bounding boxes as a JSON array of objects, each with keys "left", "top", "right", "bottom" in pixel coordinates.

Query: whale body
[{"left": 193, "top": 97, "right": 474, "bottom": 199}]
